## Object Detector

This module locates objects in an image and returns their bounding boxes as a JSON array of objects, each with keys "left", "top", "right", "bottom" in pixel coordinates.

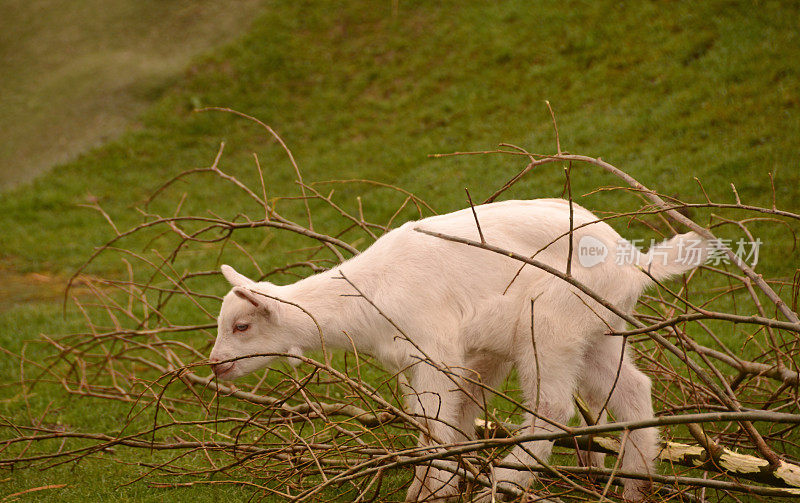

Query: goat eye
[{"left": 233, "top": 323, "right": 250, "bottom": 333}]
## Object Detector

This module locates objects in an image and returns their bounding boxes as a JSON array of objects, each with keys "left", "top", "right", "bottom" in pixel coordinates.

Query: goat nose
[
  {"left": 208, "top": 357, "right": 220, "bottom": 371},
  {"left": 212, "top": 360, "right": 235, "bottom": 377}
]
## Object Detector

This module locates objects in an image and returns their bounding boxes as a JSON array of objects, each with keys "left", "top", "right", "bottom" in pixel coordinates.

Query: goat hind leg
[
  {"left": 457, "top": 355, "right": 512, "bottom": 440},
  {"left": 575, "top": 377, "right": 608, "bottom": 471},
  {"left": 492, "top": 352, "right": 580, "bottom": 495},
  {"left": 582, "top": 342, "right": 658, "bottom": 502}
]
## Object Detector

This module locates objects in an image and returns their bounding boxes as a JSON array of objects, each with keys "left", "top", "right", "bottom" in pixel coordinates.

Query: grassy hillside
[
  {"left": 1, "top": 0, "right": 798, "bottom": 500},
  {"left": 2, "top": 0, "right": 798, "bottom": 277}
]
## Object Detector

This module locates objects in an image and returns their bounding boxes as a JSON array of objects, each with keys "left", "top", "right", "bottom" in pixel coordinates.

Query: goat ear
[
  {"left": 232, "top": 286, "right": 272, "bottom": 315},
  {"left": 221, "top": 264, "right": 254, "bottom": 287}
]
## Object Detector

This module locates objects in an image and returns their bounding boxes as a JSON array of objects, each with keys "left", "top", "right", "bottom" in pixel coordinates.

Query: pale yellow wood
[{"left": 474, "top": 418, "right": 800, "bottom": 490}]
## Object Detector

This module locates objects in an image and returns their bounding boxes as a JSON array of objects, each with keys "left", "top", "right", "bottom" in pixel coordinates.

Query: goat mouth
[{"left": 212, "top": 361, "right": 236, "bottom": 378}]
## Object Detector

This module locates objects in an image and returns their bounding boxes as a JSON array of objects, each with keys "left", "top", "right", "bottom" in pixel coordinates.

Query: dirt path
[
  {"left": 0, "top": 0, "right": 264, "bottom": 188},
  {"left": 0, "top": 261, "right": 70, "bottom": 311}
]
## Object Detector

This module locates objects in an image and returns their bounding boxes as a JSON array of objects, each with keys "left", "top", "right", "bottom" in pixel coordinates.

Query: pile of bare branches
[{"left": 2, "top": 108, "right": 799, "bottom": 502}]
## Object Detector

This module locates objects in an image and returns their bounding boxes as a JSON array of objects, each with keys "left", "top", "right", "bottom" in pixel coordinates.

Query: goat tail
[{"left": 640, "top": 231, "right": 713, "bottom": 282}]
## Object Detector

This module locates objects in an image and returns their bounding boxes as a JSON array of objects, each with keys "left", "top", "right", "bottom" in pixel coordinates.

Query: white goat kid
[{"left": 209, "top": 198, "right": 709, "bottom": 501}]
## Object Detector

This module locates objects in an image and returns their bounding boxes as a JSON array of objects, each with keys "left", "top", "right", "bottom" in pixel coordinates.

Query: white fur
[{"left": 209, "top": 198, "right": 710, "bottom": 501}]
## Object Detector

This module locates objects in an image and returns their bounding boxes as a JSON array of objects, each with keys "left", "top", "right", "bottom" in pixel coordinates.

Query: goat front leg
[{"left": 404, "top": 359, "right": 468, "bottom": 502}]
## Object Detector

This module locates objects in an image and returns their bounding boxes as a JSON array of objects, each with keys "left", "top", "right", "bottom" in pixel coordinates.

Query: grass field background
[{"left": 1, "top": 0, "right": 799, "bottom": 500}]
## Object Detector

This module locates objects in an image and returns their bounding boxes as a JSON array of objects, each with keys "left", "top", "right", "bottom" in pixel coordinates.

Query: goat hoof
[
  {"left": 406, "top": 465, "right": 461, "bottom": 501},
  {"left": 623, "top": 478, "right": 652, "bottom": 502}
]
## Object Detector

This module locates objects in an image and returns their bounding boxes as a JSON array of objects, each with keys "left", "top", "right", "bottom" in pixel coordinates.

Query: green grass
[{"left": 1, "top": 0, "right": 799, "bottom": 500}]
